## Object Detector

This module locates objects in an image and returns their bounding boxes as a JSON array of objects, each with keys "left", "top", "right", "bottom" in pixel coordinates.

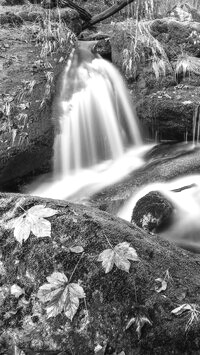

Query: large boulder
[
  {"left": 1, "top": 192, "right": 200, "bottom": 354},
  {"left": 131, "top": 191, "right": 174, "bottom": 232},
  {"left": 0, "top": 4, "right": 78, "bottom": 189},
  {"left": 136, "top": 85, "right": 200, "bottom": 141}
]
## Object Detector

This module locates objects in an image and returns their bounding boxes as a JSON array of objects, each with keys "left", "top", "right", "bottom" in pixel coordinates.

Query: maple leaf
[
  {"left": 98, "top": 242, "right": 139, "bottom": 273},
  {"left": 11, "top": 204, "right": 58, "bottom": 244},
  {"left": 37, "top": 271, "right": 85, "bottom": 320}
]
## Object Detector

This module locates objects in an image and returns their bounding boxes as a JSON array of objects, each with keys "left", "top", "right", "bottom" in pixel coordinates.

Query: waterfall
[
  {"left": 29, "top": 47, "right": 148, "bottom": 201},
  {"left": 54, "top": 48, "right": 142, "bottom": 175}
]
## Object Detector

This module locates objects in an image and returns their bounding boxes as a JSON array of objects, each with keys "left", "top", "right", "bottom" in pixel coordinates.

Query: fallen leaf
[
  {"left": 10, "top": 205, "right": 58, "bottom": 244},
  {"left": 126, "top": 315, "right": 152, "bottom": 339},
  {"left": 94, "top": 344, "right": 105, "bottom": 355},
  {"left": 171, "top": 304, "right": 193, "bottom": 315},
  {"left": 98, "top": 242, "right": 139, "bottom": 273},
  {"left": 155, "top": 278, "right": 167, "bottom": 293},
  {"left": 70, "top": 246, "right": 84, "bottom": 254},
  {"left": 10, "top": 284, "right": 24, "bottom": 298},
  {"left": 37, "top": 271, "right": 85, "bottom": 320}
]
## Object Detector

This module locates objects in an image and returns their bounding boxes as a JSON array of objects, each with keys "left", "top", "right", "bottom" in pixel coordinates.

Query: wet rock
[
  {"left": 93, "top": 38, "right": 111, "bottom": 61},
  {"left": 131, "top": 191, "right": 174, "bottom": 232},
  {"left": 136, "top": 85, "right": 200, "bottom": 141},
  {"left": 1, "top": 192, "right": 200, "bottom": 354},
  {"left": 0, "top": 6, "right": 76, "bottom": 188}
]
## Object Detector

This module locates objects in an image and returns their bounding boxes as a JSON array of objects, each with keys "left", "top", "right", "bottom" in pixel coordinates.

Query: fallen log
[
  {"left": 82, "top": 0, "right": 135, "bottom": 29},
  {"left": 42, "top": 0, "right": 135, "bottom": 31}
]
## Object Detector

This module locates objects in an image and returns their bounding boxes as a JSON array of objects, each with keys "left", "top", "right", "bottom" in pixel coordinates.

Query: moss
[{"left": 1, "top": 194, "right": 200, "bottom": 353}]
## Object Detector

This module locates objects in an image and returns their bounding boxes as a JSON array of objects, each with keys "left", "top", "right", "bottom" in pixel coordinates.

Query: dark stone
[
  {"left": 131, "top": 191, "right": 174, "bottom": 232},
  {"left": 93, "top": 38, "right": 111, "bottom": 61}
]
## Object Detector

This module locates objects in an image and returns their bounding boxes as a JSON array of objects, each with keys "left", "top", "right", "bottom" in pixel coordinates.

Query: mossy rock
[
  {"left": 131, "top": 191, "right": 174, "bottom": 232},
  {"left": 1, "top": 192, "right": 200, "bottom": 354}
]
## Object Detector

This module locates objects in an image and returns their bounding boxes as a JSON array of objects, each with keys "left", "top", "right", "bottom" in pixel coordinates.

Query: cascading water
[
  {"left": 118, "top": 174, "right": 200, "bottom": 252},
  {"left": 54, "top": 48, "right": 142, "bottom": 174},
  {"left": 29, "top": 47, "right": 149, "bottom": 201}
]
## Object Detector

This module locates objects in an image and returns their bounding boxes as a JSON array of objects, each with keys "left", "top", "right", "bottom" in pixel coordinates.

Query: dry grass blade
[
  {"left": 122, "top": 19, "right": 172, "bottom": 80},
  {"left": 176, "top": 54, "right": 200, "bottom": 79}
]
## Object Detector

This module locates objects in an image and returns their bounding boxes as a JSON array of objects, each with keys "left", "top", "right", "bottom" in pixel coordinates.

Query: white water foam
[{"left": 29, "top": 48, "right": 150, "bottom": 201}]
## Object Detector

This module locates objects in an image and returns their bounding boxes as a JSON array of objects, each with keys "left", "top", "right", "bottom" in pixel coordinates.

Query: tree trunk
[{"left": 82, "top": 0, "right": 135, "bottom": 29}]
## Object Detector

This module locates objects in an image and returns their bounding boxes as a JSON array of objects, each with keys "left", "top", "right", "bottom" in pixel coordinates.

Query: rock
[
  {"left": 0, "top": 6, "right": 77, "bottom": 189},
  {"left": 93, "top": 38, "right": 111, "bottom": 60},
  {"left": 78, "top": 31, "right": 110, "bottom": 41},
  {"left": 136, "top": 85, "right": 200, "bottom": 141},
  {"left": 1, "top": 192, "right": 200, "bottom": 354},
  {"left": 150, "top": 19, "right": 200, "bottom": 60},
  {"left": 131, "top": 191, "right": 174, "bottom": 232},
  {"left": 0, "top": 12, "right": 24, "bottom": 26},
  {"left": 168, "top": 4, "right": 200, "bottom": 23}
]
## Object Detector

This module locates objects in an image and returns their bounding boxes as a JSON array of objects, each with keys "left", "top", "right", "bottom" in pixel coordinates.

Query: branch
[
  {"left": 41, "top": 0, "right": 92, "bottom": 22},
  {"left": 58, "top": 0, "right": 92, "bottom": 21},
  {"left": 171, "top": 183, "right": 196, "bottom": 193},
  {"left": 82, "top": 0, "right": 135, "bottom": 30}
]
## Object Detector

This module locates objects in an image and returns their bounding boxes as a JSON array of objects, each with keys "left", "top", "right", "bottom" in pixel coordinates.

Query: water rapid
[
  {"left": 118, "top": 174, "right": 200, "bottom": 251},
  {"left": 30, "top": 48, "right": 148, "bottom": 201}
]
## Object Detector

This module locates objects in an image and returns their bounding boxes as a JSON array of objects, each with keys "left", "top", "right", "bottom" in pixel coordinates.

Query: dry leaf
[
  {"left": 94, "top": 344, "right": 105, "bottom": 355},
  {"left": 126, "top": 315, "right": 152, "bottom": 339},
  {"left": 10, "top": 284, "right": 24, "bottom": 298},
  {"left": 155, "top": 278, "right": 167, "bottom": 293},
  {"left": 37, "top": 271, "right": 85, "bottom": 320},
  {"left": 11, "top": 205, "right": 58, "bottom": 244},
  {"left": 98, "top": 242, "right": 139, "bottom": 273},
  {"left": 70, "top": 246, "right": 84, "bottom": 254},
  {"left": 171, "top": 304, "right": 193, "bottom": 315}
]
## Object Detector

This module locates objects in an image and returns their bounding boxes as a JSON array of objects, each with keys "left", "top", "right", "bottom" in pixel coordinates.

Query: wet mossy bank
[{"left": 0, "top": 193, "right": 200, "bottom": 354}]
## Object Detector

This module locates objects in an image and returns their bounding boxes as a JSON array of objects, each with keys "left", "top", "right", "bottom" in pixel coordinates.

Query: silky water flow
[
  {"left": 29, "top": 47, "right": 200, "bottom": 250},
  {"left": 30, "top": 48, "right": 149, "bottom": 201}
]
